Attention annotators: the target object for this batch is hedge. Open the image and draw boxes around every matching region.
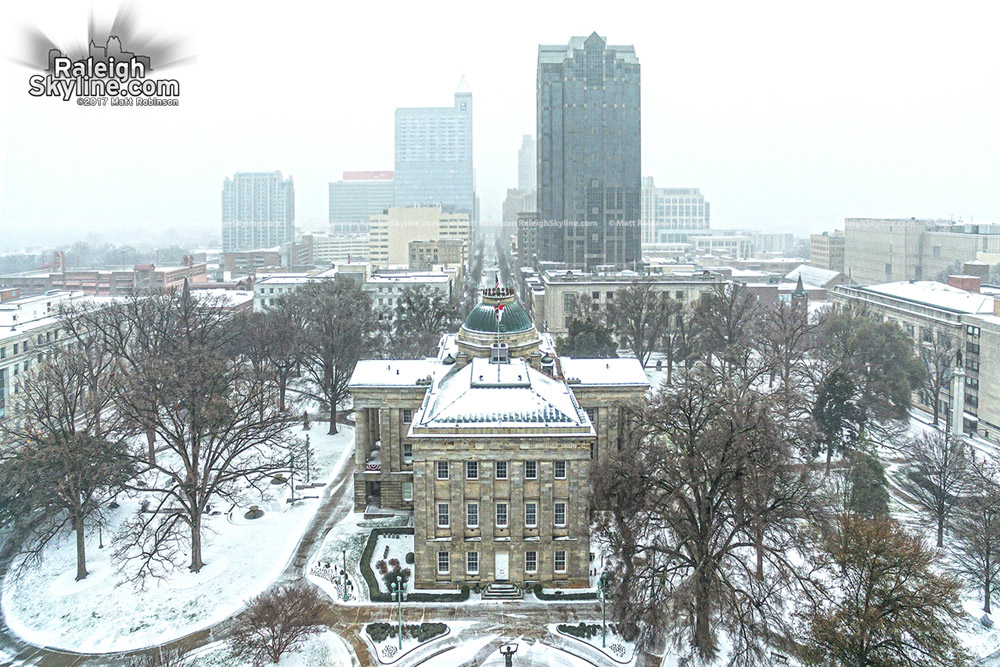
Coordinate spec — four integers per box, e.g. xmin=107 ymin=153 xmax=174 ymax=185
xmin=366 ymin=621 xmax=447 ymax=644
xmin=532 ymin=582 xmax=598 ymax=601
xmin=360 ymin=527 xmax=470 ymax=602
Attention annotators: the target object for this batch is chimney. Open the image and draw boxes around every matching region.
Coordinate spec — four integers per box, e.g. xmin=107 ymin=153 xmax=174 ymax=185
xmin=948 ymin=275 xmax=981 ymax=293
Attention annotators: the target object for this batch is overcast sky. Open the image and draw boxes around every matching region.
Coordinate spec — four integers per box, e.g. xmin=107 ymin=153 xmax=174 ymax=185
xmin=1 ymin=0 xmax=998 ymax=251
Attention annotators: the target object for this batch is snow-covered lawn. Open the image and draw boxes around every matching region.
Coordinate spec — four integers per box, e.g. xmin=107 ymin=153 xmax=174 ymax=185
xmin=370 ymin=533 xmax=415 ymax=595
xmin=185 ymin=630 xmax=353 ymax=666
xmin=310 ymin=511 xmax=410 ymax=603
xmin=1 ymin=423 xmax=353 ymax=653
xmin=551 ymin=622 xmax=636 ymax=664
xmin=363 ymin=621 xmax=451 ymax=664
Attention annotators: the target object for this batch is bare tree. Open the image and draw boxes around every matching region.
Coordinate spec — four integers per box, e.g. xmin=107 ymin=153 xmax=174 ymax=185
xmin=606 ymin=281 xmax=673 ymax=367
xmin=761 ymin=299 xmax=818 ymax=430
xmin=230 ymin=582 xmax=327 ymax=665
xmin=951 ymin=454 xmax=1000 ymax=615
xmin=233 ymin=304 xmax=303 ymax=412
xmin=593 ymin=368 xmax=822 ymax=664
xmin=285 ymin=278 xmax=381 ymax=434
xmin=689 ymin=282 xmax=767 ymax=387
xmin=919 ymin=332 xmax=957 ymax=426
xmin=112 ymin=287 xmax=294 ymax=577
xmin=0 ymin=347 xmax=133 ymax=581
xmin=390 ymin=286 xmax=462 ymax=358
xmin=898 ymin=430 xmax=969 ymax=547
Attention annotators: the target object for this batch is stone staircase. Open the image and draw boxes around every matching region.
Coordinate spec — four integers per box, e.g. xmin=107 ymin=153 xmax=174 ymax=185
xmin=481 ymin=581 xmax=523 ymax=601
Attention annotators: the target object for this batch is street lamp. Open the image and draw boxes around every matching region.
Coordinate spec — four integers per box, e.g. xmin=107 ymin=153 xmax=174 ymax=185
xmin=342 ymin=549 xmax=349 ymax=601
xmin=499 ymin=643 xmax=518 ymax=667
xmin=598 ymin=572 xmax=609 ymax=648
xmin=390 ymin=574 xmax=406 ymax=650
xmin=304 ymin=435 xmax=311 ymax=484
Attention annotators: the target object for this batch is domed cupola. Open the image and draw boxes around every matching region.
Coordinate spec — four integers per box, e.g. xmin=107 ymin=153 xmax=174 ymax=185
xmin=455 ymin=287 xmax=542 ymax=365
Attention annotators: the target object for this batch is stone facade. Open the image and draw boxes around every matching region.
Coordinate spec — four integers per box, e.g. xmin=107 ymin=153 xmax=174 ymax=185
xmin=348 ymin=288 xmax=648 ymax=590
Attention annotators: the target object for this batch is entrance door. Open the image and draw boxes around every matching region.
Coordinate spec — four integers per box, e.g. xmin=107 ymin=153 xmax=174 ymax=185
xmin=495 ymin=552 xmax=509 ymax=580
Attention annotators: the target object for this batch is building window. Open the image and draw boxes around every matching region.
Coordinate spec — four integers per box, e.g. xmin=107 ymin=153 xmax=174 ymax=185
xmin=467 ymin=502 xmax=479 ymax=528
xmin=554 ymin=502 xmax=566 ymax=527
xmin=584 ymin=407 xmax=596 ymax=422
xmin=554 ymin=461 xmax=567 ymax=479
xmin=402 ymin=408 xmax=413 ymax=423
xmin=403 ymin=443 xmax=413 ymax=464
xmin=525 ymin=503 xmax=537 ymax=527
xmin=496 ymin=461 xmax=508 ymax=479
xmin=436 ymin=461 xmax=449 ymax=480
xmin=466 ymin=461 xmax=479 ymax=480
xmin=496 ymin=503 xmax=508 ymax=528
xmin=466 ymin=552 xmax=479 ymax=575
xmin=525 ymin=551 xmax=537 ymax=574
xmin=438 ymin=552 xmax=449 ymax=575
xmin=402 ymin=482 xmax=413 ymax=502
xmin=525 ymin=461 xmax=537 ymax=479
xmin=437 ymin=503 xmax=449 ymax=528
xmin=555 ymin=550 xmax=567 ymax=573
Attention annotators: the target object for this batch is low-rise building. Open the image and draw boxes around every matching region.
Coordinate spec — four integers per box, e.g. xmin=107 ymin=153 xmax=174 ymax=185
xmin=526 ymin=269 xmax=724 ymax=335
xmin=810 ymin=231 xmax=845 ymax=272
xmin=831 ymin=277 xmax=998 ymax=438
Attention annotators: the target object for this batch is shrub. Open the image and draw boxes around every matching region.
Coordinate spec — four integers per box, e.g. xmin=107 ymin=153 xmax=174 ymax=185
xmin=366 ymin=622 xmax=447 ymax=645
xmin=388 ymin=557 xmax=400 ymax=568
xmin=405 ymin=552 xmax=414 ymax=564
xmin=382 ymin=564 xmax=410 ymax=591
xmin=460 ymin=584 xmax=469 ymax=597
xmin=230 ymin=582 xmax=325 ymax=666
xmin=376 ymin=560 xmax=388 ymax=575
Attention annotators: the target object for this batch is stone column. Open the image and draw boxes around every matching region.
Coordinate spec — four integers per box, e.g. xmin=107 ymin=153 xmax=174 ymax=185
xmin=354 ymin=407 xmax=368 ymax=466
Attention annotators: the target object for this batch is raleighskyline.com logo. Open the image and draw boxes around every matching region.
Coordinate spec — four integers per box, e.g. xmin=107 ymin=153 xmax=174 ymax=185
xmin=28 ymin=36 xmax=180 ymax=106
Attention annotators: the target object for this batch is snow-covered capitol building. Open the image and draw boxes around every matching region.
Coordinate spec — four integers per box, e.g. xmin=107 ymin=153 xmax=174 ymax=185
xmin=349 ymin=287 xmax=648 ymax=590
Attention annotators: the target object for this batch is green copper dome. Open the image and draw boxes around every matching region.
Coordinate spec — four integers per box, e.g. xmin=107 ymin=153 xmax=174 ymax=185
xmin=462 ymin=301 xmax=534 ymax=335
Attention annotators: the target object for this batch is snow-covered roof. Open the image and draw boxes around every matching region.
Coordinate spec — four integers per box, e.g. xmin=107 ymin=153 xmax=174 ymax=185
xmin=349 ymin=359 xmax=438 ymax=388
xmin=785 ymin=264 xmax=844 ymax=287
xmin=413 ymin=357 xmax=590 ymax=431
xmin=560 ymin=358 xmax=649 ymax=387
xmin=862 ymin=281 xmax=996 ymax=314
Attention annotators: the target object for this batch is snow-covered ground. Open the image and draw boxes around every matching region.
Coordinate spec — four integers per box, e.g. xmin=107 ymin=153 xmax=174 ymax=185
xmin=1 ymin=423 xmax=354 ymax=653
xmin=550 ymin=622 xmax=636 ymax=664
xmin=310 ymin=511 xmax=410 ymax=603
xmin=362 ymin=621 xmax=456 ymax=664
xmin=370 ymin=533 xmax=415 ymax=595
xmin=185 ymin=630 xmax=353 ymax=666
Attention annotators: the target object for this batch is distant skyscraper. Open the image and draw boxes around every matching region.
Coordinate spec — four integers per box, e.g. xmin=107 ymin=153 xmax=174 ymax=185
xmin=640 ymin=178 xmax=710 ymax=244
xmin=537 ymin=33 xmax=641 ymax=270
xmin=329 ymin=171 xmax=394 ymax=233
xmin=518 ymin=135 xmax=536 ymax=190
xmin=221 ymin=171 xmax=295 ymax=252
xmin=394 ymin=77 xmax=475 ymax=219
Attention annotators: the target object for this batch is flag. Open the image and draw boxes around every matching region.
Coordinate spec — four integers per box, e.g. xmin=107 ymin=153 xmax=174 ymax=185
xmin=495 ymin=275 xmax=500 ymax=288
xmin=495 ymin=303 xmax=504 ymax=322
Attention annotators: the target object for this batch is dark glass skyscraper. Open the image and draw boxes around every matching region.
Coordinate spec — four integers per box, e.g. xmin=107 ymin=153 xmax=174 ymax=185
xmin=536 ymin=33 xmax=641 ymax=270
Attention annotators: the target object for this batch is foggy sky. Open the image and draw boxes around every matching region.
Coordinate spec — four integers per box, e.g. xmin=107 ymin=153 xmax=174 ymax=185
xmin=1 ymin=0 xmax=998 ymax=252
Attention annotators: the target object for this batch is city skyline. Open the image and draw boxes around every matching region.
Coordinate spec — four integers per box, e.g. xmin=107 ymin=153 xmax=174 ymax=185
xmin=1 ymin=0 xmax=998 ymax=252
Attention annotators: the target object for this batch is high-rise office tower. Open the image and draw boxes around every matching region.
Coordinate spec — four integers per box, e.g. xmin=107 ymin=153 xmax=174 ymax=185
xmin=329 ymin=171 xmax=395 ymax=233
xmin=518 ymin=135 xmax=536 ymax=190
xmin=394 ymin=77 xmax=475 ymax=219
xmin=221 ymin=171 xmax=295 ymax=252
xmin=537 ymin=33 xmax=641 ymax=270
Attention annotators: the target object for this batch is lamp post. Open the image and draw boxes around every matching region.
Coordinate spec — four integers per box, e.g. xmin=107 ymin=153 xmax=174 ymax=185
xmin=305 ymin=435 xmax=311 ymax=484
xmin=390 ymin=574 xmax=405 ymax=650
xmin=98 ymin=523 xmax=104 ymax=549
xmin=342 ymin=549 xmax=349 ymax=601
xmin=499 ymin=643 xmax=518 ymax=667
xmin=598 ymin=572 xmax=609 ymax=648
